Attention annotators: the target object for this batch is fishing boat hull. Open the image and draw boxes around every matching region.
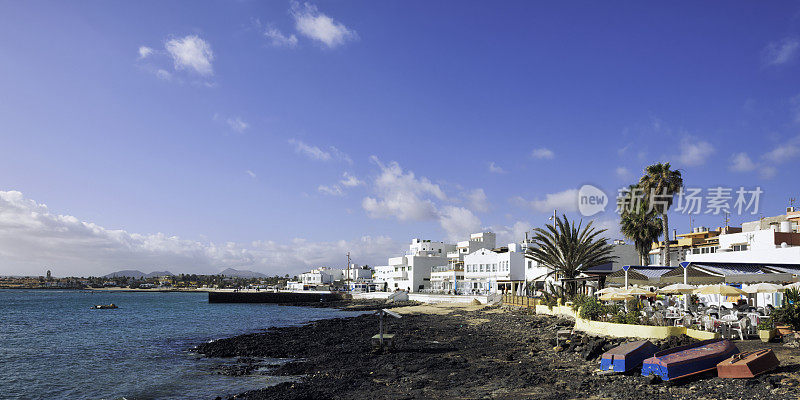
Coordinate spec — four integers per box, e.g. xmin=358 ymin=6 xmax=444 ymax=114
xmin=600 ymin=340 xmax=659 ymax=373
xmin=641 ymin=339 xmax=739 ymax=381
xmin=717 ymin=349 xmax=779 ymax=378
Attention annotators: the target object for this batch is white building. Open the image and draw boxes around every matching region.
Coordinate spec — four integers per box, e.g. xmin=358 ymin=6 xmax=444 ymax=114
xmin=372 ymin=265 xmax=394 ymax=291
xmin=298 ymin=265 xmax=374 ymax=288
xmin=463 ymin=242 xmax=528 ymax=294
xmin=429 ymin=232 xmax=497 ymax=294
xmin=298 ymin=267 xmax=339 ymax=285
xmin=343 ymin=264 xmax=373 ymax=281
xmin=382 ymin=238 xmax=455 ymax=292
xmin=687 ymin=222 xmax=800 ymax=264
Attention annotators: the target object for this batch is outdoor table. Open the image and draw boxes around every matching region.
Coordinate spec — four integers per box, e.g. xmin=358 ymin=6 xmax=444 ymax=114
xmin=719 ymin=314 xmax=739 ymax=338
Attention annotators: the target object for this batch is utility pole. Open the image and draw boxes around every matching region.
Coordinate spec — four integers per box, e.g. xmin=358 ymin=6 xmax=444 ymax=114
xmin=346 ymin=252 xmax=351 ymax=291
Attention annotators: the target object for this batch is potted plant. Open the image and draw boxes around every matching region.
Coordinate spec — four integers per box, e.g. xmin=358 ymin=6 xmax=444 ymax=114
xmin=772 ymin=288 xmax=800 ymax=336
xmin=758 ymin=319 xmax=776 ymax=343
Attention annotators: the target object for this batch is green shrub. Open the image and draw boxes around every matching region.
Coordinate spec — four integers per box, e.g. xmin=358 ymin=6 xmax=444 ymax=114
xmin=579 ymin=296 xmax=605 ymax=321
xmin=757 ymin=318 xmax=774 ymax=331
xmin=773 ymin=288 xmax=800 ymax=330
xmin=570 ymin=294 xmax=590 ymax=312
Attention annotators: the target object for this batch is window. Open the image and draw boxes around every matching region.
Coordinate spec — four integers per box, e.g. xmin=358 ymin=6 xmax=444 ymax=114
xmin=408 ymin=266 xmax=412 ymax=271
xmin=732 ymin=244 xmax=748 ymax=252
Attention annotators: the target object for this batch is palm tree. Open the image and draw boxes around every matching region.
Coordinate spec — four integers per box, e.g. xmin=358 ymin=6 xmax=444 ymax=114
xmin=618 ymin=185 xmax=662 ymax=265
xmin=638 ymin=163 xmax=683 ymax=266
xmin=527 ymin=214 xmax=617 ymax=297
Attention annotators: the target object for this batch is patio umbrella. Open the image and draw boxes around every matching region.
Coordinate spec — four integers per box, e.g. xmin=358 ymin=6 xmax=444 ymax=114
xmin=693 ymin=284 xmax=747 ymax=311
xmin=784 ymin=282 xmax=800 ymax=290
xmin=658 ymin=283 xmax=696 ymax=311
xmin=621 ymin=287 xmax=656 ymax=297
xmin=599 ymin=292 xmax=634 ymax=301
xmin=657 ymin=283 xmax=696 ymax=294
xmin=595 ymin=287 xmax=621 ymax=295
xmin=743 ymin=283 xmax=784 ymax=309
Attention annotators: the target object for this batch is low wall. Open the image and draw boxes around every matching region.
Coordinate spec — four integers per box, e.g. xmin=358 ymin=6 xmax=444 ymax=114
xmin=686 ymin=328 xmax=721 ymax=340
xmin=534 ymin=305 xmax=578 ymax=319
xmin=574 ymin=318 xmax=686 ymax=339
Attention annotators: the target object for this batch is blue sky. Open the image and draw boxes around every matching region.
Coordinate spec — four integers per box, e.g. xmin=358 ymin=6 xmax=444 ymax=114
xmin=1 ymin=1 xmax=800 ymax=276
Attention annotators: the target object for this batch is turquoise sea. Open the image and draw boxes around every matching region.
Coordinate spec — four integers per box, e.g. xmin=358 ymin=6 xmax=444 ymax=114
xmin=0 ymin=290 xmax=363 ymax=400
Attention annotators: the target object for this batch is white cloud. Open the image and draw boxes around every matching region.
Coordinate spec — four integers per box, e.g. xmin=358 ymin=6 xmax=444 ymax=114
xmin=290 ymin=1 xmax=357 ymax=48
xmin=340 ymin=172 xmax=364 ymax=187
xmin=531 ymin=148 xmax=555 ymax=160
xmin=138 ymin=46 xmax=154 ymax=59
xmin=362 ymin=157 xmax=444 ymax=221
xmin=155 ymin=69 xmax=172 ymax=81
xmin=512 ymin=189 xmax=578 ymax=213
xmin=226 ymin=117 xmax=249 ymax=133
xmin=0 ymin=190 xmax=399 ymax=277
xmin=760 ymin=166 xmax=777 ymax=179
xmin=763 ymin=143 xmax=799 ymax=163
xmin=287 ymin=139 xmax=351 ymax=163
xmin=615 ymin=166 xmax=632 ymax=180
xmin=264 ymin=27 xmax=298 ymax=47
xmin=764 ymin=38 xmax=800 ymax=66
xmin=491 ymin=221 xmax=532 ymax=245
xmin=465 ymin=188 xmax=489 ymax=213
xmin=288 ymin=139 xmax=331 ymax=161
xmin=439 ymin=206 xmax=481 ymax=242
xmin=165 ymin=35 xmax=214 ymax=76
xmin=317 ymin=184 xmax=343 ymax=196
xmin=245 ymin=170 xmax=257 ymax=178
xmin=488 ymin=162 xmax=506 ymax=174
xmin=591 ymin=216 xmax=623 ymax=242
xmin=677 ymin=138 xmax=714 ymax=166
xmin=730 ymin=152 xmax=756 ymax=172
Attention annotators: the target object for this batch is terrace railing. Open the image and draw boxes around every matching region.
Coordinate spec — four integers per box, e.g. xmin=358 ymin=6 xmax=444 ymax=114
xmin=501 ymin=293 xmax=538 ymax=308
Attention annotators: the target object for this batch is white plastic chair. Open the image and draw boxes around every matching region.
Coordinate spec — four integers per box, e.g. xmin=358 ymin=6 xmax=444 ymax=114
xmin=730 ymin=318 xmax=749 ymax=340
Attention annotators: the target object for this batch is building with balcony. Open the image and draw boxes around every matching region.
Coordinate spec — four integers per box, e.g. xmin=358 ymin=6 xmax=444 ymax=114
xmin=463 ymin=242 xmax=528 ymax=295
xmin=429 ymin=264 xmax=464 ymax=293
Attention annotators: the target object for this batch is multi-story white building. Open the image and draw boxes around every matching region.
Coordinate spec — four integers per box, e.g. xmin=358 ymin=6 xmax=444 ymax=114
xmin=463 ymin=242 xmax=528 ymax=294
xmin=429 ymin=232 xmax=497 ymax=294
xmin=380 ymin=238 xmax=455 ymax=292
xmin=372 ymin=265 xmax=395 ymax=291
xmin=687 ymin=221 xmax=800 ymax=264
xmin=298 ymin=267 xmax=339 ymax=285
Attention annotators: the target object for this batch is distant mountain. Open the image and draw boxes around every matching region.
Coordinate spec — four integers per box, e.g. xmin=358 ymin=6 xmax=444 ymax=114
xmin=219 ymin=268 xmax=266 ymax=278
xmin=103 ymin=270 xmax=173 ymax=278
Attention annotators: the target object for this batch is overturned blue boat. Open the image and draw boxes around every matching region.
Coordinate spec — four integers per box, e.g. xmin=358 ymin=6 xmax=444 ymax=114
xmin=641 ymin=339 xmax=739 ymax=381
xmin=600 ymin=340 xmax=659 ymax=373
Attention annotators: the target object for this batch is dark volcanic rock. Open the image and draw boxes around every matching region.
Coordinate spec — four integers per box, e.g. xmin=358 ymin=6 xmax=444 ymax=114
xmin=195 ymin=304 xmax=800 ymax=400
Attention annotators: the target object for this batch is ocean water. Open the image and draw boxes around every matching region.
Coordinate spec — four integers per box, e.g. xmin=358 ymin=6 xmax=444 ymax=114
xmin=0 ymin=290 xmax=364 ymax=400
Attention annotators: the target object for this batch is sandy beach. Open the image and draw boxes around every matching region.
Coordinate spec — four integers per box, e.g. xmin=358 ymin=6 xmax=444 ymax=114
xmin=196 ymin=301 xmax=800 ymax=400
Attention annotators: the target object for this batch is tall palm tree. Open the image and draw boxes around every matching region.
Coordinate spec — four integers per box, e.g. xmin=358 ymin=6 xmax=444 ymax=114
xmin=527 ymin=215 xmax=617 ymax=297
xmin=638 ymin=163 xmax=683 ymax=266
xmin=618 ymin=185 xmax=662 ymax=265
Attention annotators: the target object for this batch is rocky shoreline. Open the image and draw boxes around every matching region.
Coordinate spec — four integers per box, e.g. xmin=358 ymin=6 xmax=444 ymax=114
xmin=196 ymin=303 xmax=800 ymax=400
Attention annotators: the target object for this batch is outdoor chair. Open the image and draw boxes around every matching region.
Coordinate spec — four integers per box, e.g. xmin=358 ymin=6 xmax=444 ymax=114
xmin=730 ymin=318 xmax=750 ymax=340
xmin=652 ymin=311 xmax=665 ymax=326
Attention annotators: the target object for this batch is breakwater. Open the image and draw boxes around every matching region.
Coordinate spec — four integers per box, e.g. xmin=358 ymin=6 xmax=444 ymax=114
xmin=208 ymin=291 xmax=346 ymax=303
